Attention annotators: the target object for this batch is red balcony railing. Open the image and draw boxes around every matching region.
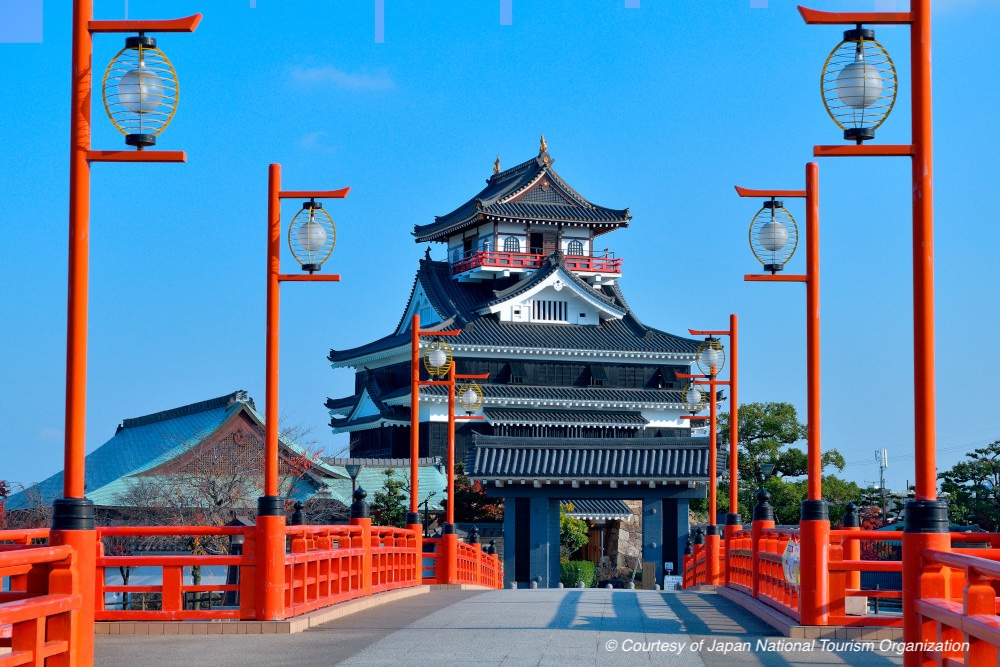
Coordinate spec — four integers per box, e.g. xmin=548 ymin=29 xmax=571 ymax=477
xmin=451 ymin=250 xmax=622 ymax=276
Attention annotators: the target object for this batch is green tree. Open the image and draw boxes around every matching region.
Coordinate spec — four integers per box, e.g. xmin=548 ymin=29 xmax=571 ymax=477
xmin=559 ymin=503 xmax=589 ymax=561
xmin=939 ymin=441 xmax=1000 ymax=530
xmin=822 ymin=474 xmax=864 ymax=526
xmin=370 ymin=467 xmax=408 ymax=527
xmin=717 ymin=402 xmax=847 ymax=524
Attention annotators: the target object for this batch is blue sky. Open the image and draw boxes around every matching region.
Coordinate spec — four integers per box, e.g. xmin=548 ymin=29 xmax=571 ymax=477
xmin=1 ymin=0 xmax=997 ymax=496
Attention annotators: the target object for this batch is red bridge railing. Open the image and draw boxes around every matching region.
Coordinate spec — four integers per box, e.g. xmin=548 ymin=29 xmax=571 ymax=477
xmin=0 ymin=541 xmax=81 ymax=666
xmin=917 ymin=549 xmax=1000 ymax=665
xmin=1 ymin=517 xmax=502 ymax=659
xmin=96 ymin=525 xmax=248 ymax=622
xmin=677 ymin=497 xmax=1000 ymax=666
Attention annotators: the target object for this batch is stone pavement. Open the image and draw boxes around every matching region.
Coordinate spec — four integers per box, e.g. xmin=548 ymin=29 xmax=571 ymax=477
xmin=95 ymin=589 xmax=906 ymax=666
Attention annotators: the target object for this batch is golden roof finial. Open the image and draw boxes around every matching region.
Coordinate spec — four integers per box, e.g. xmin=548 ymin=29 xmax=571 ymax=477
xmin=493 ymin=154 xmax=501 ymax=174
xmin=539 ymin=134 xmax=548 ymax=154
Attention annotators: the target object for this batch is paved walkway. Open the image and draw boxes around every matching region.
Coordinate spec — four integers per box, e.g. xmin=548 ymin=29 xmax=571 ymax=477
xmin=95 ymin=589 xmax=906 ymax=666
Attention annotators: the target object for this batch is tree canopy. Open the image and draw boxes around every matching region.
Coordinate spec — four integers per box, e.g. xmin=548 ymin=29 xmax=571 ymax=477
xmin=939 ymin=440 xmax=1000 ymax=531
xmin=707 ymin=402 xmax=854 ymax=525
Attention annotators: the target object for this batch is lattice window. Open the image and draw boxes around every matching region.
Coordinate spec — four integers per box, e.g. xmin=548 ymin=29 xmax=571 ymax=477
xmin=532 ymin=300 xmax=568 ymax=322
xmin=522 ymin=184 xmax=567 ymax=204
xmin=566 ymin=240 xmax=584 ymax=256
xmin=503 ymin=236 xmax=520 ymax=252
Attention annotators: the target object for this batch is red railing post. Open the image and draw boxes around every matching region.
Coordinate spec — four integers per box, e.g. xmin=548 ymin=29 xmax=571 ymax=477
xmin=828 ymin=540 xmax=846 ymax=620
xmin=798 ymin=518 xmax=829 ymax=626
xmin=47 ymin=550 xmax=78 ymax=667
xmin=692 ymin=528 xmax=705 ymax=585
xmin=841 ymin=503 xmax=861 ymax=593
xmin=751 ymin=490 xmax=775 ymax=599
xmin=916 ymin=538 xmax=951 ymax=652
xmin=239 ymin=529 xmax=257 ymax=620
xmin=963 ymin=573 xmax=995 ymax=665
xmin=682 ymin=539 xmax=693 ymax=588
xmin=349 ymin=493 xmax=373 ymax=598
xmin=438 ymin=532 xmax=458 ymax=585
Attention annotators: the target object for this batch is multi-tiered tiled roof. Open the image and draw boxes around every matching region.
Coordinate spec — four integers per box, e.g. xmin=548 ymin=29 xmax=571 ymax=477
xmin=413 ymin=145 xmax=631 ymax=244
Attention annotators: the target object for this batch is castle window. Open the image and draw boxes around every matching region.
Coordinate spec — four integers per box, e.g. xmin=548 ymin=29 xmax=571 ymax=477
xmin=532 ymin=300 xmax=568 ymax=322
xmin=567 ymin=240 xmax=584 ymax=256
xmin=503 ymin=236 xmax=521 ymax=252
xmin=589 ymin=364 xmax=607 ymax=387
xmin=509 ymin=361 xmax=527 ymax=384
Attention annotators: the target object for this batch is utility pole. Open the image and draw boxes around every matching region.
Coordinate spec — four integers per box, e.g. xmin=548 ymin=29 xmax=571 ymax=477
xmin=876 ymin=448 xmax=888 ymax=522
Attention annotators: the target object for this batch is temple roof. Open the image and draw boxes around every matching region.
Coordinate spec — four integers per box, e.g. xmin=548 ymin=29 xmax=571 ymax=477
xmin=465 ymin=435 xmax=717 ymax=483
xmin=413 ymin=148 xmax=630 ymax=243
xmin=328 ymin=256 xmax=699 ymax=366
xmin=8 ymin=391 xmax=342 ymax=509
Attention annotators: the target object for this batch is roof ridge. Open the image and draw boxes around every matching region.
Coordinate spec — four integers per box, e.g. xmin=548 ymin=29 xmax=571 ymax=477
xmin=118 ymin=390 xmax=252 ymax=432
xmin=488 ymin=154 xmax=541 ymax=183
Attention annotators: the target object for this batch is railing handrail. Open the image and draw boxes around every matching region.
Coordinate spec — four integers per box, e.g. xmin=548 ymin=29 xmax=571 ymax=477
xmin=925 ymin=548 xmax=1000 ymax=579
xmin=0 ymin=544 xmax=73 ymax=569
xmin=98 ymin=525 xmax=244 ymax=537
xmin=285 ymin=524 xmax=360 ymax=536
xmin=0 ymin=528 xmax=50 ymax=543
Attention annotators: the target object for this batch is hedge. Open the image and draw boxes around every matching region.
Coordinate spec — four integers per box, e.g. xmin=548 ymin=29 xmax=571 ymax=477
xmin=560 ymin=560 xmax=596 ymax=588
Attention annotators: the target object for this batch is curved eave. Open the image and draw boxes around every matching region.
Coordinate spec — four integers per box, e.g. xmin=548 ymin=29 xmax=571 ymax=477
xmin=329 ymin=415 xmax=409 ymax=434
xmin=482 ymin=212 xmax=629 ymax=227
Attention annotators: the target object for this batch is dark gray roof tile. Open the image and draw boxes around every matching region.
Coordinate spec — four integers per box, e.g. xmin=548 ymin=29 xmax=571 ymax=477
xmin=466 ymin=435 xmax=715 ymax=480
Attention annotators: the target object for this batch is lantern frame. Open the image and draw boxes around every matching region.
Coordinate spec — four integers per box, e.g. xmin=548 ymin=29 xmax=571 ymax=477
xmin=749 ymin=199 xmax=799 ymax=274
xmin=696 ymin=337 xmax=726 ymax=376
xmin=682 ymin=382 xmax=707 ymax=414
xmin=457 ymin=382 xmax=484 ymax=414
xmin=423 ymin=339 xmax=453 ymax=378
xmin=820 ymin=27 xmax=898 ymax=143
xmin=102 ymin=34 xmax=180 ymax=148
xmin=287 ymin=199 xmax=336 ymax=273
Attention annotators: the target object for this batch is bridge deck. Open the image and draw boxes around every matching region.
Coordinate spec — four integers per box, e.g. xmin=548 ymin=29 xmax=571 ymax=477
xmin=95 ymin=589 xmax=905 ymax=666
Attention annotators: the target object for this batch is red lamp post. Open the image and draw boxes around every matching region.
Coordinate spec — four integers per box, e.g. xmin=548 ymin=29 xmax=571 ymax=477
xmin=678 ymin=325 xmax=736 ymax=587
xmin=798 ymin=2 xmax=945 ymax=653
xmin=408 ymin=315 xmax=487 ymax=583
xmin=259 ymin=164 xmax=349 ymax=620
xmin=738 ymin=161 xmax=827 ymax=626
xmin=60 ymin=4 xmax=199 ymax=662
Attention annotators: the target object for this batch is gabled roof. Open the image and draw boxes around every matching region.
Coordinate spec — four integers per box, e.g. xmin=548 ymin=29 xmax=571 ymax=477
xmin=327 ymin=370 xmax=410 ymax=433
xmin=9 ymin=390 xmax=344 ymax=510
xmin=328 ymin=256 xmax=699 ymax=367
xmin=465 ymin=435 xmax=715 ymax=482
xmin=413 ymin=149 xmax=630 ymax=243
xmin=8 ymin=391 xmax=251 ymax=509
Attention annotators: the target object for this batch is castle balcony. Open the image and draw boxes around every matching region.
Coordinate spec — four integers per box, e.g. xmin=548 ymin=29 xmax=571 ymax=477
xmin=451 ymin=249 xmax=622 ymax=282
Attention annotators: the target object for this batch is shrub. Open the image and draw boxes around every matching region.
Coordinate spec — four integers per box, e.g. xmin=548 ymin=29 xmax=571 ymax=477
xmin=560 ymin=560 xmax=596 ymax=588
